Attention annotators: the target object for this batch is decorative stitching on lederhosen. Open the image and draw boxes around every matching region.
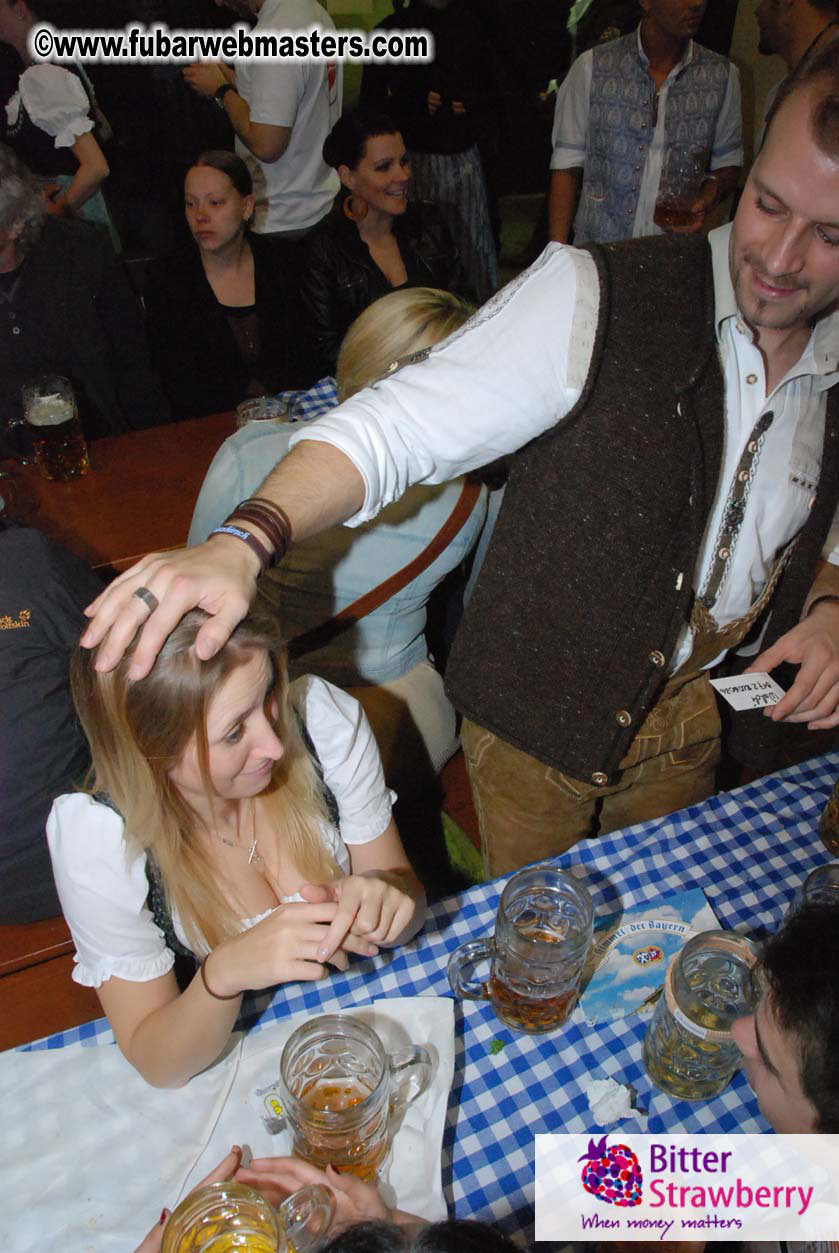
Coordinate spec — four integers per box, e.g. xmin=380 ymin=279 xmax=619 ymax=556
xmin=660 ymin=534 xmax=800 ymax=701
xmin=92 ymin=715 xmax=340 ymax=990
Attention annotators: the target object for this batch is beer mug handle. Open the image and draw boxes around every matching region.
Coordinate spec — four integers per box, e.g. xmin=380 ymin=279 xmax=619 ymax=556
xmin=276 ymin=1182 xmax=335 ymax=1252
xmin=447 ymin=938 xmax=495 ymax=1001
xmin=3 ymin=415 xmax=33 ymax=464
xmin=387 ymin=1045 xmax=433 ymax=1111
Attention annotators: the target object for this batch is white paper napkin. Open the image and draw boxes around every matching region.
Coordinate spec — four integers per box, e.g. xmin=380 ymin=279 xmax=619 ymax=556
xmin=3 ymin=996 xmax=454 ymax=1252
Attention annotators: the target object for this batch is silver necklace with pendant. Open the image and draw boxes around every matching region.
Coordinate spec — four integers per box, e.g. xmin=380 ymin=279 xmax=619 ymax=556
xmin=213 ymin=801 xmax=262 ymax=868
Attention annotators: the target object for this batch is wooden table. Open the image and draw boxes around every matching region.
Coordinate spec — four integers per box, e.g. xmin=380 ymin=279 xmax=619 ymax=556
xmin=3 ymin=410 xmax=236 ymax=574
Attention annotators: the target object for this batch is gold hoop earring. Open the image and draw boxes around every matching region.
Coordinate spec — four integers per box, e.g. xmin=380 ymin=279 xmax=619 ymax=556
xmin=343 ymin=194 xmax=368 ymax=223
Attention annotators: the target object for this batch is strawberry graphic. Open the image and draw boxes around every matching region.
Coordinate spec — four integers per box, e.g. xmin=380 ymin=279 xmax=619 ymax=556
xmin=579 ymin=1135 xmax=643 ymax=1207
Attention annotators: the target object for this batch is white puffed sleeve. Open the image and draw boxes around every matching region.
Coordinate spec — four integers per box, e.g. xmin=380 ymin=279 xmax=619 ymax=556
xmin=292 ymin=675 xmax=395 ymax=846
xmin=46 ymin=793 xmax=175 ymax=987
xmin=16 ymin=65 xmax=94 ymax=147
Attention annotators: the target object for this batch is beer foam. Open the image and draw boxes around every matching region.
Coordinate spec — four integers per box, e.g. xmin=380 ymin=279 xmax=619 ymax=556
xmin=27 ymin=394 xmax=74 ymax=426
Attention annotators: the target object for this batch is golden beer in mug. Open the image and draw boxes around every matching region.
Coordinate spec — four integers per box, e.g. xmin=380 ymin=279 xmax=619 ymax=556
xmin=278 ymin=1015 xmax=433 ymax=1182
xmin=448 ymin=864 xmax=594 ymax=1034
xmin=23 ymin=377 xmax=89 ymax=481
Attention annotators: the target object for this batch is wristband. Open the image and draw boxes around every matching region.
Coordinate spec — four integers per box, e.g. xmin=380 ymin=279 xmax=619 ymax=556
xmin=807 ymin=594 xmax=839 ymax=617
xmin=209 ymin=523 xmax=271 ymax=571
xmin=214 ymin=82 xmax=236 ymax=110
xmin=200 ymin=955 xmax=239 ymax=1000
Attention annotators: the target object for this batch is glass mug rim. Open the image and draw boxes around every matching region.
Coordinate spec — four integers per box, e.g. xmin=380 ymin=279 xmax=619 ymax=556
xmin=496 ymin=862 xmax=594 ymax=945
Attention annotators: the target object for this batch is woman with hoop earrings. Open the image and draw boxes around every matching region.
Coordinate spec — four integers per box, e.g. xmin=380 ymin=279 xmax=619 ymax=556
xmin=299 ymin=109 xmax=464 ymax=380
xmin=144 ymin=150 xmax=311 ymax=420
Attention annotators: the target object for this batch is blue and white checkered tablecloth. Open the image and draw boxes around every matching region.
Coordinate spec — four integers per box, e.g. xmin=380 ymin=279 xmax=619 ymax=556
xmin=22 ymin=752 xmax=839 ymax=1246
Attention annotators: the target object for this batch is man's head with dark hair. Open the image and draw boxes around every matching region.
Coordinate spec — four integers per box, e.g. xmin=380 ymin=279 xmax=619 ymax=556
xmin=732 ymin=902 xmax=839 ymax=1132
xmin=757 ymin=0 xmax=839 ymax=65
xmin=729 ymin=42 xmax=839 ymax=350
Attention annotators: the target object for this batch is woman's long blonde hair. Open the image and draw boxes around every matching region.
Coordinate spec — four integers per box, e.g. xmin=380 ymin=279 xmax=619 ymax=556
xmin=336 ymin=286 xmax=473 ymax=402
xmin=71 ymin=607 xmax=336 ymax=951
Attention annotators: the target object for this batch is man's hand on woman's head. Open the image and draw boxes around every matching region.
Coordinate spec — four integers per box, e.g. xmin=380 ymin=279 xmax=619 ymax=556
xmin=81 ymin=535 xmax=260 ymax=679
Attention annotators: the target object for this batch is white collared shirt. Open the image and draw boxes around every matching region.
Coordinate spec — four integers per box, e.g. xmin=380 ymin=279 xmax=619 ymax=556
xmin=291 ymin=227 xmax=839 ymax=670
xmin=234 ymin=0 xmax=341 ymax=233
xmin=550 ymin=28 xmax=743 ymax=239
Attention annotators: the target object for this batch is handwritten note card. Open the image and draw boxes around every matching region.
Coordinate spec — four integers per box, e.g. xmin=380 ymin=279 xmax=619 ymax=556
xmin=710 ymin=672 xmax=785 ymax=711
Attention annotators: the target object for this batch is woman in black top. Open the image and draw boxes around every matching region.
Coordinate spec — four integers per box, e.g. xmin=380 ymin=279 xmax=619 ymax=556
xmin=144 ymin=150 xmax=306 ymax=420
xmin=299 ymin=109 xmax=462 ymax=379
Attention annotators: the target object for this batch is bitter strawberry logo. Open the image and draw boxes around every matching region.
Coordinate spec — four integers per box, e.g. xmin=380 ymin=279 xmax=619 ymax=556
xmin=579 ymin=1136 xmax=643 ymax=1207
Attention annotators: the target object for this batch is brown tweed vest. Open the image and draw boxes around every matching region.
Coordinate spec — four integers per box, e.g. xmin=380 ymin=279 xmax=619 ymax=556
xmin=446 ymin=235 xmax=839 ymax=782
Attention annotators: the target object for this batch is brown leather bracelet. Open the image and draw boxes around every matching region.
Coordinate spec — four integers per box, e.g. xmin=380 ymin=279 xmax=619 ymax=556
xmin=200 ymin=955 xmax=239 ymax=1001
xmin=228 ymin=498 xmax=292 ymax=567
xmin=807 ymin=594 xmax=839 ymax=617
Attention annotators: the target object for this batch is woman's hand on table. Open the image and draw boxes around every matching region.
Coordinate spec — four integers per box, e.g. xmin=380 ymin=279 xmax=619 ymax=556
xmin=81 ymin=534 xmax=260 ymax=679
xmin=134 ymin=1146 xmax=244 ymax=1252
xmin=300 ymin=872 xmax=423 ymax=964
xmin=206 ymin=899 xmax=382 ymax=995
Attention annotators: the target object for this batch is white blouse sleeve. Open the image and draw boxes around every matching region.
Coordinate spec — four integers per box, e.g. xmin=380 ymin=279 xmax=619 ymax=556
xmin=46 ymin=793 xmax=175 ymax=988
xmin=292 ymin=675 xmax=395 ymax=845
xmin=18 ymin=64 xmax=94 ymax=147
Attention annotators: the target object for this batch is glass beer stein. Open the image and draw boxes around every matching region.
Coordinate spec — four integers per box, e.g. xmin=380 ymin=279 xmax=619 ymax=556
xmin=161 ymin=1179 xmax=334 ymax=1253
xmin=447 ymin=864 xmax=594 ymax=1034
xmin=278 ymin=1015 xmax=433 ymax=1182
xmin=642 ymin=930 xmax=758 ymax=1101
xmin=21 ymin=375 xmax=90 ymax=481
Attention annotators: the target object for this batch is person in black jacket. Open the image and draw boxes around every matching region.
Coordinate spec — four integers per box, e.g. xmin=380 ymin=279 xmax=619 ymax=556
xmin=299 ymin=109 xmax=462 ymax=380
xmin=0 ymin=143 xmax=169 ymax=446
xmin=0 ymin=517 xmax=102 ymax=923
xmin=360 ymin=1 xmax=498 ymax=303
xmin=144 ymin=149 xmax=309 ymax=419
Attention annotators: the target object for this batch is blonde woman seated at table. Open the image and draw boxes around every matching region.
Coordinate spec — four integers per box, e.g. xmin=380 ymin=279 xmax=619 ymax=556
xmin=47 ymin=607 xmax=425 ymax=1088
xmin=188 ymin=288 xmax=487 ymax=794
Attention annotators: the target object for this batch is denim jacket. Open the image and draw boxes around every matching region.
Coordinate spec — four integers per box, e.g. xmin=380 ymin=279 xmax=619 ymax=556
xmin=189 ymin=389 xmax=487 ymax=685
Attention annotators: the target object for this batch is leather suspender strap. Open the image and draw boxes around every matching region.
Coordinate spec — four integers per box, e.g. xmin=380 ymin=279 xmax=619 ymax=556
xmin=288 ymin=477 xmax=482 ymax=661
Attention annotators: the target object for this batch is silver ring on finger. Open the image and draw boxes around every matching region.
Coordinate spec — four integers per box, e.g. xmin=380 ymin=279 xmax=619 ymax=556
xmin=133 ymin=586 xmax=159 ymax=616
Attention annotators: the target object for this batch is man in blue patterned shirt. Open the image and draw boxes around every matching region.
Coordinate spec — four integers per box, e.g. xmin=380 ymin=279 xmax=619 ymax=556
xmin=549 ymin=0 xmax=742 ymax=244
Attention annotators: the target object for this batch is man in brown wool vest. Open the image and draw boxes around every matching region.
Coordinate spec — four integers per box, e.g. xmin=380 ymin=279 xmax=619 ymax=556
xmin=83 ymin=44 xmax=839 ymax=878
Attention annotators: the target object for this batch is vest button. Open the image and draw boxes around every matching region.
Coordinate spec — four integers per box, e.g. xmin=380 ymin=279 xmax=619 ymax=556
xmin=649 ymin=650 xmax=666 ymax=667
xmin=746 ymin=373 xmax=758 ymax=384
xmin=718 ymin=546 xmax=730 ymax=559
xmin=738 ymin=469 xmax=749 ymax=483
xmin=591 ymin=771 xmax=609 ymax=786
xmin=616 ymin=709 xmax=632 ymax=727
